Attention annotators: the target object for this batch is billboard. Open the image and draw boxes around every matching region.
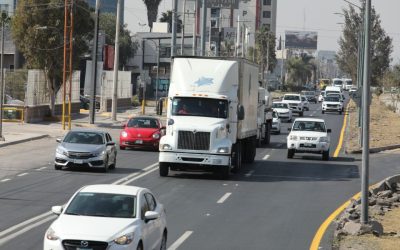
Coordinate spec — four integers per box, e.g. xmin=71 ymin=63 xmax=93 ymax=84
xmin=206 ymin=0 xmax=239 ymax=9
xmin=285 ymin=31 xmax=318 ymax=50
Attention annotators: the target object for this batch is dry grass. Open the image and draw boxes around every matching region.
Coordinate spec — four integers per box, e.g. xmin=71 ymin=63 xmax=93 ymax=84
xmin=345 ymin=95 xmax=400 ymax=152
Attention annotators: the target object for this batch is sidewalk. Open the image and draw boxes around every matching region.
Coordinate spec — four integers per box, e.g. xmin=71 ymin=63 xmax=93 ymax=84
xmin=0 ymin=105 xmax=164 ymax=148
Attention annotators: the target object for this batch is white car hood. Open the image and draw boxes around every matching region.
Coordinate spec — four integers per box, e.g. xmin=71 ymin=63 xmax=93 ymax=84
xmin=51 ymin=215 xmax=138 ymax=241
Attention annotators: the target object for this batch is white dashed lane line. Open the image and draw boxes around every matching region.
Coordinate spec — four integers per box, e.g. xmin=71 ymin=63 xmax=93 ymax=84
xmin=1 ymin=179 xmax=11 ymax=182
xmin=168 ymin=231 xmax=194 ymax=250
xmin=17 ymin=173 xmax=28 ymax=177
xmin=263 ymin=154 xmax=270 ymax=160
xmin=35 ymin=167 xmax=47 ymax=171
xmin=217 ymin=192 xmax=232 ymax=204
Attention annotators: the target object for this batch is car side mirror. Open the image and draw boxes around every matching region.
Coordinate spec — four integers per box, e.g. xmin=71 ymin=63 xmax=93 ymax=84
xmin=51 ymin=205 xmax=63 ymax=215
xmin=238 ymin=105 xmax=245 ymax=120
xmin=56 ymin=138 xmax=62 ymax=143
xmin=327 ymin=129 xmax=332 ymax=133
xmin=144 ymin=211 xmax=160 ymax=222
xmin=107 ymin=142 xmax=116 ymax=146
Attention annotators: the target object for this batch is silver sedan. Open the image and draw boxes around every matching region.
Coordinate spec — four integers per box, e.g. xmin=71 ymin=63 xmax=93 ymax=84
xmin=54 ymin=129 xmax=117 ymax=172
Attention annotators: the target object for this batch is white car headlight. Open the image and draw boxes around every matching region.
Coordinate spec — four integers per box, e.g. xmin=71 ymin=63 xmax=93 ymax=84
xmin=121 ymin=131 xmax=128 ymax=138
xmin=46 ymin=227 xmax=59 ymax=241
xmin=217 ymin=147 xmax=229 ymax=153
xmin=152 ymin=133 xmax=161 ymax=139
xmin=160 ymin=144 xmax=172 ymax=150
xmin=95 ymin=150 xmax=106 ymax=156
xmin=114 ymin=233 xmax=134 ymax=245
xmin=289 ymin=135 xmax=298 ymax=140
xmin=56 ymin=147 xmax=64 ymax=155
xmin=319 ymin=136 xmax=329 ymax=142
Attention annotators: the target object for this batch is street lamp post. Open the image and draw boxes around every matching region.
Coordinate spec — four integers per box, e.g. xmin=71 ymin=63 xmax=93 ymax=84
xmin=145 ymin=39 xmax=160 ymax=101
xmin=0 ymin=11 xmax=10 ymax=141
xmin=111 ymin=0 xmax=121 ymax=121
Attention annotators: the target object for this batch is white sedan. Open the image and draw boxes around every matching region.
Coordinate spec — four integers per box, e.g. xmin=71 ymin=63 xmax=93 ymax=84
xmin=271 ymin=111 xmax=281 ymax=134
xmin=287 ymin=118 xmax=331 ymax=160
xmin=272 ymin=102 xmax=292 ymax=122
xmin=44 ymin=184 xmax=167 ymax=250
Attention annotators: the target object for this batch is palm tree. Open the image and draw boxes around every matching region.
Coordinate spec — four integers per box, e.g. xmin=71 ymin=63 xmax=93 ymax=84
xmin=286 ymin=53 xmax=315 ymax=88
xmin=143 ymin=0 xmax=162 ymax=32
xmin=159 ymin=10 xmax=182 ymax=33
xmin=255 ymin=25 xmax=276 ymax=81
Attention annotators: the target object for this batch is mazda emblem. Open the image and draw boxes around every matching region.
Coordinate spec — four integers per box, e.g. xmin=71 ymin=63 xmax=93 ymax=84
xmin=81 ymin=241 xmax=89 ymax=247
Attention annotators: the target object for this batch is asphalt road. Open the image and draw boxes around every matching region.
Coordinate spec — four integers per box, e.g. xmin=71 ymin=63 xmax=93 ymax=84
xmin=0 ymin=100 xmax=400 ymax=250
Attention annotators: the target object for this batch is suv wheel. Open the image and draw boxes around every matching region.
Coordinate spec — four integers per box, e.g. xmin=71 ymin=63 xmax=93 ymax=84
xmin=287 ymin=149 xmax=295 ymax=159
xmin=322 ymin=150 xmax=330 ymax=161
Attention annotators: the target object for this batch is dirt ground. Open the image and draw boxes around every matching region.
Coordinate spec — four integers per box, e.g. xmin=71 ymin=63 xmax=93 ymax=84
xmin=336 ymin=95 xmax=400 ymax=249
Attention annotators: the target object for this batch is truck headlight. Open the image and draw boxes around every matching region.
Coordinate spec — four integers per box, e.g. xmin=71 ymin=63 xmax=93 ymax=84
xmin=319 ymin=137 xmax=329 ymax=142
xmin=160 ymin=144 xmax=172 ymax=150
xmin=289 ymin=135 xmax=298 ymax=140
xmin=217 ymin=147 xmax=229 ymax=153
xmin=121 ymin=131 xmax=128 ymax=138
xmin=46 ymin=227 xmax=59 ymax=241
xmin=114 ymin=233 xmax=134 ymax=245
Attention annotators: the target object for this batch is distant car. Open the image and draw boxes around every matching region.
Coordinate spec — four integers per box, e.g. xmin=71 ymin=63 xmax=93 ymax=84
xmin=80 ymin=95 xmax=100 ymax=110
xmin=318 ymin=91 xmax=325 ymax=102
xmin=120 ymin=116 xmax=165 ymax=151
xmin=301 ymin=91 xmax=317 ymax=103
xmin=301 ymin=95 xmax=310 ymax=111
xmin=55 ymin=129 xmax=117 ymax=172
xmin=271 ymin=111 xmax=281 ymax=134
xmin=5 ymin=94 xmax=24 ymax=105
xmin=272 ymin=101 xmax=292 ymax=122
xmin=349 ymin=86 xmax=357 ymax=94
xmin=43 ymin=184 xmax=167 ymax=250
xmin=281 ymin=93 xmax=304 ymax=116
xmin=322 ymin=95 xmax=343 ymax=114
xmin=287 ymin=118 xmax=331 ymax=161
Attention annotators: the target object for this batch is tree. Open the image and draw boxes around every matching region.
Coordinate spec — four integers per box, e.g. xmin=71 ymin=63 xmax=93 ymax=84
xmin=159 ymin=10 xmax=182 ymax=33
xmin=380 ymin=64 xmax=400 ymax=108
xmin=143 ymin=0 xmax=162 ymax=32
xmin=255 ymin=25 xmax=276 ymax=81
xmin=99 ymin=13 xmax=138 ymax=69
xmin=286 ymin=53 xmax=315 ymax=88
xmin=336 ymin=2 xmax=392 ymax=86
xmin=12 ymin=0 xmax=93 ymax=116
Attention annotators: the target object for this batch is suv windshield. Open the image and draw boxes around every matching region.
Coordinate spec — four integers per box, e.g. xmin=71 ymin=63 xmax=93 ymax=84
xmin=171 ymin=97 xmax=228 ymax=118
xmin=65 ymin=192 xmax=137 ymax=218
xmin=283 ymin=95 xmax=300 ymax=101
xmin=325 ymin=96 xmax=340 ymax=102
xmin=292 ymin=121 xmax=326 ymax=132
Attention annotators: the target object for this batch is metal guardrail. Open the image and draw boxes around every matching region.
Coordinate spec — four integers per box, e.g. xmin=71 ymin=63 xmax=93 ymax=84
xmin=1 ymin=107 xmax=24 ymax=123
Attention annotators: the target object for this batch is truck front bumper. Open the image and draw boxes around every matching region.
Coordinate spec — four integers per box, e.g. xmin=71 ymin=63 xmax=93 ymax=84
xmin=159 ymin=151 xmax=230 ymax=166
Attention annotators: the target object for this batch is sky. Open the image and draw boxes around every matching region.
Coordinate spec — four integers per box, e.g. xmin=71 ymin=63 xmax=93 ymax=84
xmin=124 ymin=0 xmax=400 ymax=63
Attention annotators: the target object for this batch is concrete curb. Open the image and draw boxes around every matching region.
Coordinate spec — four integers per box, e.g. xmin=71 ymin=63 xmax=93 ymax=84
xmin=0 ymin=134 xmax=49 ymax=148
xmin=346 ymin=144 xmax=400 ymax=154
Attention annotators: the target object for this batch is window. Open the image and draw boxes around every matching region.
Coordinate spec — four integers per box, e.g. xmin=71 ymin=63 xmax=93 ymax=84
xmin=263 ymin=11 xmax=271 ymax=18
xmin=144 ymin=193 xmax=157 ymax=211
xmin=140 ymin=195 xmax=150 ymax=220
xmin=263 ymin=0 xmax=271 ymax=5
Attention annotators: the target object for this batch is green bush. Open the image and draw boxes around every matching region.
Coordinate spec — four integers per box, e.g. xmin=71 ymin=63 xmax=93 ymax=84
xmin=131 ymin=95 xmax=141 ymax=106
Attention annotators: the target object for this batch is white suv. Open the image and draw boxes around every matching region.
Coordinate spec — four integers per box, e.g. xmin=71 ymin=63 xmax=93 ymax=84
xmin=281 ymin=94 xmax=304 ymax=116
xmin=287 ymin=118 xmax=331 ymax=160
xmin=322 ymin=95 xmax=343 ymax=114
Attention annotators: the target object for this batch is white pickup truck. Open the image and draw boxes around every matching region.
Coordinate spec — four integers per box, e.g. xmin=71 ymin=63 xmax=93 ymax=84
xmin=281 ymin=93 xmax=304 ymax=116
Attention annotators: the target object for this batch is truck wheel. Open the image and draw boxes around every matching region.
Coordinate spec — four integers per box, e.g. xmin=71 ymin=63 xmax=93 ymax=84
xmin=159 ymin=163 xmax=169 ymax=177
xmin=287 ymin=149 xmax=295 ymax=159
xmin=231 ymin=142 xmax=242 ymax=173
xmin=243 ymin=137 xmax=256 ymax=163
xmin=263 ymin=123 xmax=271 ymax=145
xmin=322 ymin=150 xmax=330 ymax=161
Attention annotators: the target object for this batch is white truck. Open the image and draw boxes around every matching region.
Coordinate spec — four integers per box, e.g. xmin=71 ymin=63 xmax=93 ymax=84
xmin=257 ymin=87 xmax=273 ymax=146
xmin=158 ymin=57 xmax=265 ymax=179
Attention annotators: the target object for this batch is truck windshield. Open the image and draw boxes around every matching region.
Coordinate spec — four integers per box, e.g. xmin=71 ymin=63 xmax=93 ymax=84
xmin=171 ymin=97 xmax=228 ymax=118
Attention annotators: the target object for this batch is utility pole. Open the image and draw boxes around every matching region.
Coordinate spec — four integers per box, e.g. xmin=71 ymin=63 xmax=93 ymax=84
xmin=192 ymin=1 xmax=197 ymax=56
xmin=89 ymin=0 xmax=100 ymax=124
xmin=171 ymin=0 xmax=178 ymax=57
xmin=181 ymin=0 xmax=186 ymax=55
xmin=361 ymin=0 xmax=371 ymax=225
xmin=0 ymin=13 xmax=5 ymax=141
xmin=111 ymin=0 xmax=121 ymax=121
xmin=200 ymin=0 xmax=207 ymax=56
xmin=235 ymin=15 xmax=240 ymax=57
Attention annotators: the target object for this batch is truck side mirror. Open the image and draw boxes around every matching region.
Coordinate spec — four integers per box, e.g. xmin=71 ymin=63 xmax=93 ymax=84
xmin=238 ymin=105 xmax=245 ymax=120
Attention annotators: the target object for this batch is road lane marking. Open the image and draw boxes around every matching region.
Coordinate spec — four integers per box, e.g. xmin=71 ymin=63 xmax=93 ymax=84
xmin=168 ymin=231 xmax=193 ymax=250
xmin=1 ymin=179 xmax=11 ymax=182
xmin=17 ymin=173 xmax=28 ymax=177
xmin=263 ymin=154 xmax=270 ymax=160
xmin=0 ymin=162 xmax=159 ymax=246
xmin=333 ymin=106 xmax=349 ymax=157
xmin=36 ymin=167 xmax=47 ymax=171
xmin=217 ymin=192 xmax=232 ymax=204
xmin=245 ymin=170 xmax=254 ymax=177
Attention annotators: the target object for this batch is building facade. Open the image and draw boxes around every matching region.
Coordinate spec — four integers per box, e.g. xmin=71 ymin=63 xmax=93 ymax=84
xmin=86 ymin=0 xmax=124 ymax=23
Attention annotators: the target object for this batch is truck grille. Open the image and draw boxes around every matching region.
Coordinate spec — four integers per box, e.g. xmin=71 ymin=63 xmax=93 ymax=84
xmin=62 ymin=240 xmax=108 ymax=250
xmin=178 ymin=131 xmax=210 ymax=150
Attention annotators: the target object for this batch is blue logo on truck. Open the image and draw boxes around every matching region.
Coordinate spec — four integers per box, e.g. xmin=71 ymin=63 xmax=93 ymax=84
xmin=193 ymin=77 xmax=214 ymax=86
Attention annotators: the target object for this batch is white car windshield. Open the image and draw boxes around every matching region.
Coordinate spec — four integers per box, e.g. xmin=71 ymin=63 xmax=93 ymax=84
xmin=283 ymin=95 xmax=300 ymax=101
xmin=65 ymin=192 xmax=137 ymax=218
xmin=273 ymin=103 xmax=288 ymax=109
xmin=63 ymin=132 xmax=104 ymax=145
xmin=292 ymin=121 xmax=326 ymax=132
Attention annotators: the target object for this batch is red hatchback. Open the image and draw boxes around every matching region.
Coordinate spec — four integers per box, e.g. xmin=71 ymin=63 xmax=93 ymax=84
xmin=119 ymin=116 xmax=165 ymax=151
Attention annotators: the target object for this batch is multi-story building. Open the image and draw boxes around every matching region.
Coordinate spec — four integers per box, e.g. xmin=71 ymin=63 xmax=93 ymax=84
xmin=86 ymin=0 xmax=124 ymax=23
